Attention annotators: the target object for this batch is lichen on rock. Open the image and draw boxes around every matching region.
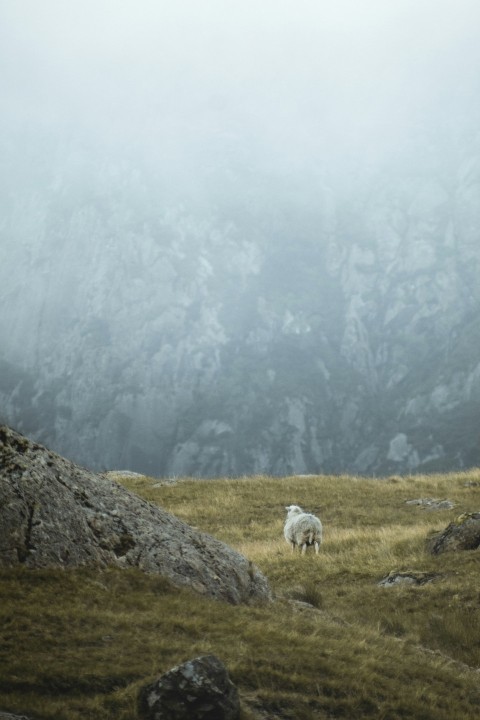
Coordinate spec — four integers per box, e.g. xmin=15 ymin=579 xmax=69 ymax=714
xmin=378 ymin=570 xmax=437 ymax=587
xmin=429 ymin=512 xmax=480 ymax=555
xmin=0 ymin=425 xmax=271 ymax=605
xmin=138 ymin=655 xmax=240 ymax=720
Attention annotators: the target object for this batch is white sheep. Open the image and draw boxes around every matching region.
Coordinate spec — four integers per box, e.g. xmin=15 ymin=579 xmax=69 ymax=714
xmin=284 ymin=505 xmax=322 ymax=555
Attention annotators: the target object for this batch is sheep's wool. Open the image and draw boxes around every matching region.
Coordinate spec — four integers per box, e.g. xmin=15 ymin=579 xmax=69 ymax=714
xmin=284 ymin=505 xmax=323 ymax=555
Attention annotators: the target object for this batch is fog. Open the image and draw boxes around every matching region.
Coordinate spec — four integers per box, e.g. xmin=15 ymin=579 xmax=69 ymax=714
xmin=3 ymin=0 xmax=480 ymax=169
xmin=1 ymin=1 xmax=480 ymax=475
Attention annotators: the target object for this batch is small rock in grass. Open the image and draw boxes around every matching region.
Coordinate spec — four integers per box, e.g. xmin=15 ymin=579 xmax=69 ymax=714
xmin=405 ymin=498 xmax=454 ymax=510
xmin=378 ymin=571 xmax=436 ymax=587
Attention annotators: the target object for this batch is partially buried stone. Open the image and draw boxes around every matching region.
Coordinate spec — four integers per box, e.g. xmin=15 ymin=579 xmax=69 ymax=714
xmin=138 ymin=655 xmax=240 ymax=720
xmin=378 ymin=571 xmax=436 ymax=586
xmin=405 ymin=498 xmax=454 ymax=510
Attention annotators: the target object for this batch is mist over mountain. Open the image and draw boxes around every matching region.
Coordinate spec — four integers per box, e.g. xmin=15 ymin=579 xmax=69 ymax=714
xmin=1 ymin=0 xmax=480 ymax=476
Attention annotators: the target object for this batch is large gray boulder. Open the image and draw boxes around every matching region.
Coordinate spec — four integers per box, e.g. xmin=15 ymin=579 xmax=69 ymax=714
xmin=0 ymin=425 xmax=271 ymax=605
xmin=138 ymin=655 xmax=240 ymax=720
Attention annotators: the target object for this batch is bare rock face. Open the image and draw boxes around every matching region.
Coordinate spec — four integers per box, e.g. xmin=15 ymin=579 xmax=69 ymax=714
xmin=138 ymin=655 xmax=240 ymax=720
xmin=0 ymin=425 xmax=271 ymax=605
xmin=429 ymin=512 xmax=480 ymax=554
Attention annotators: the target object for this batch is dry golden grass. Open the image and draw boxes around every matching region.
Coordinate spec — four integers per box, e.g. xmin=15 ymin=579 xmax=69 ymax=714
xmin=128 ymin=469 xmax=480 ymax=670
xmin=1 ymin=469 xmax=480 ymax=718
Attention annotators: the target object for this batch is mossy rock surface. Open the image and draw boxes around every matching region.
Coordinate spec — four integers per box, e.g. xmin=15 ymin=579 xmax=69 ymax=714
xmin=430 ymin=512 xmax=480 ymax=554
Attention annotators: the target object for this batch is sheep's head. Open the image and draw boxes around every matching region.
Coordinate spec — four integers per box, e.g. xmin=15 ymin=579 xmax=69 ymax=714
xmin=285 ymin=504 xmax=303 ymax=516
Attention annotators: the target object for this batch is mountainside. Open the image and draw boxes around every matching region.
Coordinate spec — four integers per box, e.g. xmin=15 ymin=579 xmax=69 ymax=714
xmin=1 ymin=117 xmax=480 ymax=476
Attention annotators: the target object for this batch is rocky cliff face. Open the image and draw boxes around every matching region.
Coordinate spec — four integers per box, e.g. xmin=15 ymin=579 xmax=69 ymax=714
xmin=1 ymin=120 xmax=480 ymax=476
xmin=0 ymin=425 xmax=271 ymax=604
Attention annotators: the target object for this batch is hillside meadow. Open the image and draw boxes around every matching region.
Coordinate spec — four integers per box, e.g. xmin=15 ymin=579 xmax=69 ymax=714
xmin=1 ymin=470 xmax=480 ymax=719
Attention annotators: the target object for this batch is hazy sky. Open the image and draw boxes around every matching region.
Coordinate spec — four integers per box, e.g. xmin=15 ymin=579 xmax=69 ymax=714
xmin=1 ymin=1 xmax=480 ymax=168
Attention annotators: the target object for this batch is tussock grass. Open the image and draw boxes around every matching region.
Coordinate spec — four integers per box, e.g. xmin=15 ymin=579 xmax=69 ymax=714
xmin=1 ymin=469 xmax=480 ymax=718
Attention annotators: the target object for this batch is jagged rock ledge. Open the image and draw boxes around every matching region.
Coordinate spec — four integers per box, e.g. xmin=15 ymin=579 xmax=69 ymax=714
xmin=0 ymin=425 xmax=271 ymax=605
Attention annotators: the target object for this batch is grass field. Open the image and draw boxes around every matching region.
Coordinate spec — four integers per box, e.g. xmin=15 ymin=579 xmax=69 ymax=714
xmin=1 ymin=470 xmax=480 ymax=718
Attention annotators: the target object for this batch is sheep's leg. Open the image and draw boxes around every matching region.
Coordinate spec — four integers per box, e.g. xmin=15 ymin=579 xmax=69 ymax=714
xmin=301 ymin=543 xmax=307 ymax=555
xmin=290 ymin=542 xmax=296 ymax=552
xmin=314 ymin=541 xmax=319 ymax=554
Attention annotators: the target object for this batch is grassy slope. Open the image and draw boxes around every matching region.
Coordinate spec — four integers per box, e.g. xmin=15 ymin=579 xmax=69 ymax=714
xmin=1 ymin=470 xmax=480 ymax=719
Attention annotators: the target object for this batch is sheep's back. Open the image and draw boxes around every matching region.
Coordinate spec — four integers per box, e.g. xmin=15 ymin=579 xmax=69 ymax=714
xmin=284 ymin=513 xmax=322 ymax=544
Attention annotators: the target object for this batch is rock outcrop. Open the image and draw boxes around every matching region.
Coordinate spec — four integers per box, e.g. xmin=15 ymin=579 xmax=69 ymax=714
xmin=430 ymin=513 xmax=480 ymax=555
xmin=0 ymin=426 xmax=271 ymax=605
xmin=138 ymin=655 xmax=240 ymax=720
